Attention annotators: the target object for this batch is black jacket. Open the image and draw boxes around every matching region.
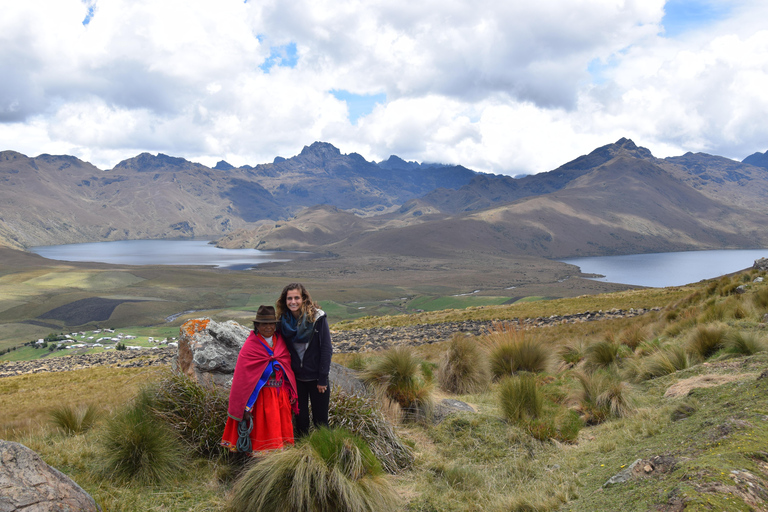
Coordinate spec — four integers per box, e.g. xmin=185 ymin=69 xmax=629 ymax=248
xmin=281 ymin=311 xmax=333 ymax=386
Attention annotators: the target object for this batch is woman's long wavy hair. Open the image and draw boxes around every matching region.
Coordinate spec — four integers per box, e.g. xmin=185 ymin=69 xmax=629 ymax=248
xmin=276 ymin=283 xmax=318 ymax=322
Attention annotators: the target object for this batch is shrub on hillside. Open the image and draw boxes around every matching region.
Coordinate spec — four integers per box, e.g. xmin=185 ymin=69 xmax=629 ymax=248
xmin=228 ymin=428 xmax=400 ymax=512
xmin=486 ymin=327 xmax=551 ymax=379
xmin=499 ymin=374 xmax=542 ymax=423
xmin=584 ymin=340 xmax=621 ymax=369
xmin=98 ymin=391 xmax=186 ymax=484
xmin=632 ymin=344 xmax=690 ymax=382
xmin=498 ymin=374 xmax=583 ymax=443
xmin=752 ymin=287 xmax=768 ymax=311
xmin=723 ymin=331 xmax=767 ymax=356
xmin=686 ymin=323 xmax=728 ymax=360
xmin=362 ymin=346 xmax=433 ymax=423
xmin=437 ymin=333 xmax=490 ymax=395
xmin=49 ymin=404 xmax=100 ymax=435
xmin=329 ymin=388 xmax=414 ymax=473
xmin=559 ymin=338 xmax=587 ymax=366
xmin=149 ymin=370 xmax=229 ymax=457
xmin=619 ymin=324 xmax=648 ymax=350
xmin=572 ymin=370 xmax=636 ymax=425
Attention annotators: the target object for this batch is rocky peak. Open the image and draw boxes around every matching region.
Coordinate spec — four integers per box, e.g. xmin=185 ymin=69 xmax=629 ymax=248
xmin=743 ymin=150 xmax=768 ymax=169
xmin=112 ymin=152 xmax=202 ymax=172
xmin=214 ymin=160 xmax=235 ymax=170
xmin=298 ymin=142 xmax=343 ymax=163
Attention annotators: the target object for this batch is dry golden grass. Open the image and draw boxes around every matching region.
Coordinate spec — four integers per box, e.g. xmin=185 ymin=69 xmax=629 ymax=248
xmin=0 ymin=366 xmax=160 ymax=437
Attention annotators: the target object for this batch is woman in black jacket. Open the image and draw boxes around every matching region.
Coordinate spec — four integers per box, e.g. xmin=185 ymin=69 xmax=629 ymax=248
xmin=276 ymin=283 xmax=333 ymax=437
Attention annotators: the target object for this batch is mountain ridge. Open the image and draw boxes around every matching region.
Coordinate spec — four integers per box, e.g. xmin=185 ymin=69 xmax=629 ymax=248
xmin=2 ymin=139 xmax=767 ymax=261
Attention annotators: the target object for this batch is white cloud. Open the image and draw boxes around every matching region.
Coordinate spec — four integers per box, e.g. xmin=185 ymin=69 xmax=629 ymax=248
xmin=1 ymin=0 xmax=767 ymax=173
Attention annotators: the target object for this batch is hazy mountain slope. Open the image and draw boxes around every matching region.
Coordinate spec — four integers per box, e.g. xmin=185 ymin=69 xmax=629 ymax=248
xmin=238 ymin=154 xmax=768 ymax=259
xmin=417 ymin=138 xmax=655 ymax=213
xmin=0 ymin=143 xmax=476 ymax=249
xmin=0 ymin=151 xmax=263 ymax=247
xmin=238 ymin=142 xmax=475 ymax=213
xmin=658 ymin=152 xmax=768 ymax=213
xmin=742 ymin=149 xmax=768 ymax=168
xmin=216 ymin=205 xmax=378 ymax=250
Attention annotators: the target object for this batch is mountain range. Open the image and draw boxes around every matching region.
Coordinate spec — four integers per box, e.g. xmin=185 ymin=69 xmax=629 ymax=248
xmin=2 ymin=139 xmax=768 ymax=260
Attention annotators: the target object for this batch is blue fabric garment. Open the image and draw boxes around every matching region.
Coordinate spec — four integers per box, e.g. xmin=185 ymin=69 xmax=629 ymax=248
xmin=245 ymin=338 xmax=287 ymax=410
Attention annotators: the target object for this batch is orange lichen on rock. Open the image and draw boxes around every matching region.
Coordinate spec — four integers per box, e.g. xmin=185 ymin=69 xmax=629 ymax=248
xmin=181 ymin=318 xmax=210 ymax=338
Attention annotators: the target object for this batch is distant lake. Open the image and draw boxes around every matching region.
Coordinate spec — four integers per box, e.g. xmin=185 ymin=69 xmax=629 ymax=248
xmin=30 ymin=240 xmax=293 ymax=270
xmin=561 ymin=249 xmax=768 ymax=288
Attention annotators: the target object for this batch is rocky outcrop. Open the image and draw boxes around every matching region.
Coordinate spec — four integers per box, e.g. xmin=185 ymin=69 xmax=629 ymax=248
xmin=175 ymin=318 xmax=366 ymax=395
xmin=0 ymin=440 xmax=100 ymax=512
xmin=0 ymin=348 xmax=174 ymax=378
xmin=755 ymin=257 xmax=768 ymax=272
xmin=331 ymin=308 xmax=659 ymax=353
xmin=175 ymin=318 xmax=249 ymax=388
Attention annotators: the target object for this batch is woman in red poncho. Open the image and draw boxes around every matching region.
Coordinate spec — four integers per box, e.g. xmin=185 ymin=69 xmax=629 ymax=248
xmin=221 ymin=305 xmax=298 ymax=455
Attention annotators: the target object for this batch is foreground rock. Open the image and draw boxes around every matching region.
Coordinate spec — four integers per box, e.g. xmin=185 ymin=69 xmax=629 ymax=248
xmin=0 ymin=440 xmax=100 ymax=512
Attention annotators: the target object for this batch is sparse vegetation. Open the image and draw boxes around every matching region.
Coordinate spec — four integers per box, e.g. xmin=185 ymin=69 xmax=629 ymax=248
xmin=362 ymin=346 xmax=434 ymax=423
xmin=98 ymin=390 xmax=187 ymax=484
xmin=438 ymin=333 xmax=490 ymax=394
xmin=228 ymin=427 xmax=400 ymax=512
xmin=49 ymin=403 xmax=100 ymax=435
xmin=486 ymin=327 xmax=552 ymax=378
xmin=2 ymin=266 xmax=768 ymax=511
xmin=328 ymin=388 xmax=414 ymax=474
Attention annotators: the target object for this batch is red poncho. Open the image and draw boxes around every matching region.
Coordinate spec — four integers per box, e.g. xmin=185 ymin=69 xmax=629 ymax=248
xmin=227 ymin=331 xmax=298 ymax=420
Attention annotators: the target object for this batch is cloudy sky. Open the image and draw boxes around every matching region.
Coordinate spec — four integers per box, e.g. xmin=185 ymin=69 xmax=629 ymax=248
xmin=2 ymin=0 xmax=767 ymax=175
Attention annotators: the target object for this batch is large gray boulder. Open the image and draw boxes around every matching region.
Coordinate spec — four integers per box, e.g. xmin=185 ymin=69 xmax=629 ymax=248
xmin=176 ymin=318 xmax=249 ymax=387
xmin=175 ymin=318 xmax=364 ymax=395
xmin=0 ymin=440 xmax=100 ymax=512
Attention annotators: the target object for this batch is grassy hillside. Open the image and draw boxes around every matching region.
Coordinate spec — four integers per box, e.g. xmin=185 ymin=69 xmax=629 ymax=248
xmin=2 ymin=267 xmax=768 ymax=511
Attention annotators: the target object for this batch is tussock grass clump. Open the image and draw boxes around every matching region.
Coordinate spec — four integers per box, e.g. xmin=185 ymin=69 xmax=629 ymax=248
xmin=228 ymin=427 xmax=399 ymax=512
xmin=584 ymin=340 xmax=621 ymax=369
xmin=329 ymin=388 xmax=413 ymax=473
xmin=752 ymin=286 xmax=768 ymax=310
xmin=48 ymin=404 xmax=100 ymax=435
xmin=362 ymin=346 xmax=433 ymax=423
xmin=686 ymin=323 xmax=728 ymax=360
xmin=572 ymin=371 xmax=636 ymax=425
xmin=98 ymin=391 xmax=186 ymax=484
xmin=631 ymin=344 xmax=690 ymax=382
xmin=499 ymin=374 xmax=542 ymax=423
xmin=344 ymin=353 xmax=368 ymax=371
xmin=148 ymin=370 xmax=229 ymax=457
xmin=438 ymin=333 xmax=490 ymax=395
xmin=663 ymin=307 xmax=700 ymax=337
xmin=619 ymin=324 xmax=648 ymax=350
xmin=559 ymin=338 xmax=587 ymax=366
xmin=485 ymin=328 xmax=552 ymax=379
xmin=723 ymin=331 xmax=767 ymax=356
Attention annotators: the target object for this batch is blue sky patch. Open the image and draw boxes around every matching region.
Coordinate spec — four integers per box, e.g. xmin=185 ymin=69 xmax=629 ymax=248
xmin=331 ymin=90 xmax=386 ymax=124
xmin=260 ymin=42 xmax=298 ymax=72
xmin=82 ymin=2 xmax=95 ymax=25
xmin=662 ymin=0 xmax=730 ymax=37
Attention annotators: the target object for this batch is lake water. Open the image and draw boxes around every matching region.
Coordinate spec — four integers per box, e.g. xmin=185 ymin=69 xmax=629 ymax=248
xmin=561 ymin=249 xmax=768 ymax=288
xmin=30 ymin=240 xmax=293 ymax=270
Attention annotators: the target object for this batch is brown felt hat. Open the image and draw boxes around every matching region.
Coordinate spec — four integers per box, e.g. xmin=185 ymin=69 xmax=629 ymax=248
xmin=253 ymin=305 xmax=277 ymax=324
